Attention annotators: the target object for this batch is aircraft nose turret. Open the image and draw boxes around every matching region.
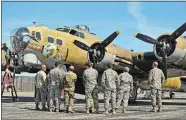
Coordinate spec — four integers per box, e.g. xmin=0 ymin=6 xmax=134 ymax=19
xmin=10 ymin=27 xmax=30 ymax=52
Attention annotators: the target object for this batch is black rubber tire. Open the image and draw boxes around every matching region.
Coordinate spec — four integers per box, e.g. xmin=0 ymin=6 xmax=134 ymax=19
xmin=170 ymin=93 xmax=175 ymax=99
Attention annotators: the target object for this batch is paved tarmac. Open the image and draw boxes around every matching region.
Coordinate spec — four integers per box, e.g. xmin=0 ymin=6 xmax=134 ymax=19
xmin=1 ymin=92 xmax=186 ymax=120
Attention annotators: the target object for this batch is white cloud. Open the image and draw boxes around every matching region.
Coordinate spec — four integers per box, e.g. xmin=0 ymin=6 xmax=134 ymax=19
xmin=127 ymin=2 xmax=175 ymax=39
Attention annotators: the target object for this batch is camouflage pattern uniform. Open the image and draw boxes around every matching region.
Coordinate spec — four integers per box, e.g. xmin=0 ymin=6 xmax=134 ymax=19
xmin=35 ymin=70 xmax=47 ymax=109
xmin=148 ymin=67 xmax=165 ymax=111
xmin=102 ymin=68 xmax=118 ymax=113
xmin=64 ymin=71 xmax=77 ymax=112
xmin=83 ymin=67 xmax=99 ymax=113
xmin=47 ymin=68 xmax=65 ymax=111
xmin=116 ymin=69 xmax=133 ymax=112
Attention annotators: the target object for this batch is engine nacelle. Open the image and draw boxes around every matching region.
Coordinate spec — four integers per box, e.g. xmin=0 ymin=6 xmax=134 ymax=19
xmin=94 ymin=53 xmax=116 ymax=70
xmin=166 ymin=47 xmax=186 ymax=66
xmin=153 ymin=34 xmax=186 ymax=67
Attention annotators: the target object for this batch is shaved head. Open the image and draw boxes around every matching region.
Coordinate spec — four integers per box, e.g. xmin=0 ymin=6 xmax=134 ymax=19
xmin=152 ymin=62 xmax=158 ymax=68
xmin=41 ymin=64 xmax=47 ymax=71
xmin=124 ymin=67 xmax=130 ymax=72
xmin=86 ymin=62 xmax=93 ymax=68
xmin=69 ymin=65 xmax=75 ymax=71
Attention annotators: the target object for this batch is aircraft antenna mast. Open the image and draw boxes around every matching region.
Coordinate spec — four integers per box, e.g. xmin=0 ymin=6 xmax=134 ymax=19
xmin=33 ymin=22 xmax=36 ymax=26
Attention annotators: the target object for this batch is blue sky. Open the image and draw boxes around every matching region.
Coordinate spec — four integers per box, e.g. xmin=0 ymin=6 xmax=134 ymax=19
xmin=2 ymin=2 xmax=186 ymax=52
xmin=2 ymin=2 xmax=186 ymax=76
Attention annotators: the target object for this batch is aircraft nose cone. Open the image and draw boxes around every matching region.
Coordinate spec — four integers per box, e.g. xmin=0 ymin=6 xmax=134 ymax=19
xmin=10 ymin=27 xmax=30 ymax=51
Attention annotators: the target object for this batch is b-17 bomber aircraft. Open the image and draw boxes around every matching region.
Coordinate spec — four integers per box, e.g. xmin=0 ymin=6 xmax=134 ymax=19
xmin=1 ymin=22 xmax=186 ymax=102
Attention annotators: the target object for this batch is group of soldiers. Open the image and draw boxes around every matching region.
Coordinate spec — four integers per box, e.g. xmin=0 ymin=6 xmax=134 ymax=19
xmin=35 ymin=61 xmax=165 ymax=114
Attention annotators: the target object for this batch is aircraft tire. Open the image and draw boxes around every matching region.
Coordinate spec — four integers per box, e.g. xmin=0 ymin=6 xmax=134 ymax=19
xmin=170 ymin=92 xmax=175 ymax=99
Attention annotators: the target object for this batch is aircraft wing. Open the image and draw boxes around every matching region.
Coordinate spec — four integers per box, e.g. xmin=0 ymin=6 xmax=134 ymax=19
xmin=131 ymin=52 xmax=186 ymax=79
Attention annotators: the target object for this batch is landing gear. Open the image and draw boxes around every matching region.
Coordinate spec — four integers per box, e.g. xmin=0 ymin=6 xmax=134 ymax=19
xmin=169 ymin=92 xmax=175 ymax=99
xmin=129 ymin=85 xmax=137 ymax=103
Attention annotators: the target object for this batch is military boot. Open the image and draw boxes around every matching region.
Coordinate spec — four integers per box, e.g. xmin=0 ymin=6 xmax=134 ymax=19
xmin=95 ymin=108 xmax=99 ymax=114
xmin=66 ymin=107 xmax=69 ymax=113
xmin=157 ymin=107 xmax=162 ymax=112
xmin=90 ymin=107 xmax=95 ymax=113
xmin=68 ymin=106 xmax=75 ymax=113
xmin=47 ymin=105 xmax=50 ymax=111
xmin=112 ymin=109 xmax=116 ymax=114
xmin=122 ymin=108 xmax=126 ymax=113
xmin=104 ymin=109 xmax=109 ymax=115
xmin=56 ymin=108 xmax=60 ymax=112
xmin=49 ymin=107 xmax=54 ymax=112
xmin=150 ymin=107 xmax=157 ymax=112
xmin=86 ymin=109 xmax=89 ymax=114
xmin=35 ymin=104 xmax=40 ymax=110
xmin=42 ymin=105 xmax=47 ymax=111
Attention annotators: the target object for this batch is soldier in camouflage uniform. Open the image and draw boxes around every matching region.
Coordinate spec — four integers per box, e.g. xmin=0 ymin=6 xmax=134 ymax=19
xmin=101 ymin=63 xmax=118 ymax=114
xmin=83 ymin=62 xmax=99 ymax=114
xmin=64 ymin=65 xmax=77 ymax=113
xmin=35 ymin=64 xmax=48 ymax=111
xmin=116 ymin=67 xmax=133 ymax=113
xmin=148 ymin=62 xmax=165 ymax=112
xmin=47 ymin=61 xmax=66 ymax=112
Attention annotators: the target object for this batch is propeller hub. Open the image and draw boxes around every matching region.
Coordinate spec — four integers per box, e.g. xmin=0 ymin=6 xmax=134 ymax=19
xmin=154 ymin=34 xmax=176 ymax=58
xmin=88 ymin=43 xmax=105 ymax=63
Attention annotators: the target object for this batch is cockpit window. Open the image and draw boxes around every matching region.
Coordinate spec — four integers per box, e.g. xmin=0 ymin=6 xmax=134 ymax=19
xmin=36 ymin=32 xmax=41 ymax=40
xmin=70 ymin=29 xmax=80 ymax=37
xmin=57 ymin=39 xmax=62 ymax=45
xmin=79 ymin=32 xmax=85 ymax=39
xmin=48 ymin=37 xmax=54 ymax=43
xmin=57 ymin=28 xmax=70 ymax=33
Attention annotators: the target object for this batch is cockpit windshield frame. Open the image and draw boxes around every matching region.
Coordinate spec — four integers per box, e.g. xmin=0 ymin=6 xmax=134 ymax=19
xmin=56 ymin=27 xmax=70 ymax=33
xmin=57 ymin=26 xmax=85 ymax=39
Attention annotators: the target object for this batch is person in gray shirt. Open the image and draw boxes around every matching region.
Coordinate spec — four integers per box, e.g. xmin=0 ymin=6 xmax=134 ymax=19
xmin=102 ymin=63 xmax=118 ymax=114
xmin=116 ymin=67 xmax=133 ymax=113
xmin=83 ymin=62 xmax=99 ymax=114
xmin=149 ymin=62 xmax=165 ymax=112
xmin=47 ymin=61 xmax=66 ymax=112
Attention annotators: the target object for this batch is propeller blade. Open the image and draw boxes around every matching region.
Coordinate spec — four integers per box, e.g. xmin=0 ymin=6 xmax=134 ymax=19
xmin=162 ymin=48 xmax=167 ymax=79
xmin=168 ymin=22 xmax=186 ymax=42
xmin=73 ymin=40 xmax=91 ymax=52
xmin=96 ymin=30 xmax=120 ymax=50
xmin=134 ymin=33 xmax=156 ymax=44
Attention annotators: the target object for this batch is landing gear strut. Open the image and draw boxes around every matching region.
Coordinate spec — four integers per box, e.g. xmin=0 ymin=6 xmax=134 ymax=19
xmin=129 ymin=85 xmax=137 ymax=103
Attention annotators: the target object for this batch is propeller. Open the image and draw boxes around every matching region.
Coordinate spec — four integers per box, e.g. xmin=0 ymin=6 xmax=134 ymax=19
xmin=134 ymin=22 xmax=186 ymax=79
xmin=167 ymin=22 xmax=186 ymax=43
xmin=134 ymin=33 xmax=156 ymax=44
xmin=96 ymin=30 xmax=120 ymax=50
xmin=161 ymin=43 xmax=167 ymax=79
xmin=73 ymin=40 xmax=93 ymax=53
xmin=73 ymin=30 xmax=120 ymax=68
